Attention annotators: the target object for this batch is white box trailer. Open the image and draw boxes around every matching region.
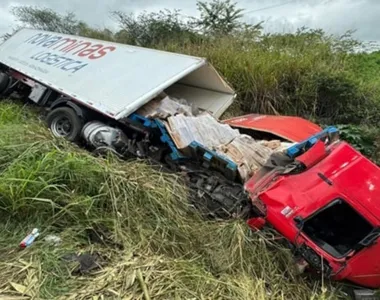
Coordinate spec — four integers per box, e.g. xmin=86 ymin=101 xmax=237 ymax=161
xmin=0 ymin=28 xmax=235 ymax=119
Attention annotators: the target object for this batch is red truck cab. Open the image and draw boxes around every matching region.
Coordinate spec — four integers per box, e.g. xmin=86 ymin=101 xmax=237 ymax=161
xmin=225 ymin=114 xmax=380 ymax=289
xmin=246 ymin=133 xmax=380 ymax=288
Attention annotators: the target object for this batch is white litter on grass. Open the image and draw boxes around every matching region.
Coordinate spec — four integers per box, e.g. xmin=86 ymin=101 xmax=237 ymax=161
xmin=44 ymin=235 xmax=62 ymax=246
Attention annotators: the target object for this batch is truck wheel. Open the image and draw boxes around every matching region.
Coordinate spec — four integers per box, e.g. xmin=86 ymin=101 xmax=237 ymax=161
xmin=0 ymin=73 xmax=10 ymax=95
xmin=47 ymin=107 xmax=83 ymax=142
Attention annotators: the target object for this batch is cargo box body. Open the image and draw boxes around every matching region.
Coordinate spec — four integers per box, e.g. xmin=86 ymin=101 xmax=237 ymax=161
xmin=0 ymin=28 xmax=235 ymax=119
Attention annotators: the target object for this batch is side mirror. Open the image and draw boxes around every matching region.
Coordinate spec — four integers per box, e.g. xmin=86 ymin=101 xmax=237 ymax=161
xmin=360 ymin=229 xmax=380 ymax=247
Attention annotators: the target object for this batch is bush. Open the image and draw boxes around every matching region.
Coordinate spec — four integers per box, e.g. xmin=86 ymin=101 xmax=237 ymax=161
xmin=336 ymin=124 xmax=380 ymax=164
xmin=111 ymin=9 xmax=200 ymax=47
xmin=310 ymin=71 xmax=380 ymax=124
xmin=159 ymin=29 xmax=380 ymax=126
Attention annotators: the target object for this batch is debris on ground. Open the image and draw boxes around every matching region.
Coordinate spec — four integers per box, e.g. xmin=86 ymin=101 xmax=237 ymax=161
xmin=86 ymin=224 xmax=124 ymax=250
xmin=62 ymin=253 xmax=102 ymax=275
xmin=44 ymin=234 xmax=62 ymax=246
xmin=19 ymin=228 xmax=39 ymax=249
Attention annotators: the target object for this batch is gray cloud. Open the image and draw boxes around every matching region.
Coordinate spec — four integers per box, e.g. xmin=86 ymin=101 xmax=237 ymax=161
xmin=242 ymin=0 xmax=380 ymax=41
xmin=0 ymin=0 xmax=379 ymax=41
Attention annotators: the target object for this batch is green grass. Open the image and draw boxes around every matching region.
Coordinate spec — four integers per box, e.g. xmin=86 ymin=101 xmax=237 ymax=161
xmin=348 ymin=51 xmax=380 ymax=85
xmin=157 ymin=32 xmax=380 ymax=126
xmin=0 ymin=101 xmax=343 ymax=299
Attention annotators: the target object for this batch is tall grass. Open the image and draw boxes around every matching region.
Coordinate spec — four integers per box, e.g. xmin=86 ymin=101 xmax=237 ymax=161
xmin=0 ymin=102 xmax=343 ymax=299
xmin=160 ymin=32 xmax=380 ymax=125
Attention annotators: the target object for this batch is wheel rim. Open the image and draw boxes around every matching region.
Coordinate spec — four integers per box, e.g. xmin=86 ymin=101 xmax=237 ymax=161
xmin=51 ymin=116 xmax=72 ymax=137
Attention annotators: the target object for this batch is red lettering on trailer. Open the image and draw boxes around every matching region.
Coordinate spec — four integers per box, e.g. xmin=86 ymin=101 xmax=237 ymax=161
xmin=78 ymin=44 xmax=103 ymax=57
xmin=88 ymin=46 xmax=116 ymax=60
xmin=25 ymin=34 xmax=117 ymax=60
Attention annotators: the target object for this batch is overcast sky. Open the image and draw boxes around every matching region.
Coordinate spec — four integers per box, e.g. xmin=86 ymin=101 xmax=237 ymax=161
xmin=1 ymin=0 xmax=379 ymax=42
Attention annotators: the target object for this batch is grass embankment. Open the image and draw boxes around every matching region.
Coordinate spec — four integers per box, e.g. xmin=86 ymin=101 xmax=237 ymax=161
xmin=161 ymin=34 xmax=380 ymax=127
xmin=0 ymin=101 xmax=340 ymax=299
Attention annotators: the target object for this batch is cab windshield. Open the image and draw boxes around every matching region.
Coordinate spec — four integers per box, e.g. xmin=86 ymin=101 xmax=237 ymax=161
xmin=302 ymin=199 xmax=374 ymax=258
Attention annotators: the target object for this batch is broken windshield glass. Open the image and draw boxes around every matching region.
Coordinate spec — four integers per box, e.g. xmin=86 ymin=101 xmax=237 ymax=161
xmin=301 ymin=199 xmax=374 ymax=258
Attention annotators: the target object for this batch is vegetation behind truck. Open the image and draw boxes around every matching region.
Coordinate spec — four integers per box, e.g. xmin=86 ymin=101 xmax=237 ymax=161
xmin=1 ymin=29 xmax=380 ymax=297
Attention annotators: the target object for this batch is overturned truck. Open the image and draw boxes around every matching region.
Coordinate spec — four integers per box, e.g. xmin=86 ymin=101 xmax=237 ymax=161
xmin=1 ymin=29 xmax=380 ymax=297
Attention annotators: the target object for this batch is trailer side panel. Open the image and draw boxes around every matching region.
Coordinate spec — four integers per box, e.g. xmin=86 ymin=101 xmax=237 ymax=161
xmin=0 ymin=29 xmax=234 ymax=118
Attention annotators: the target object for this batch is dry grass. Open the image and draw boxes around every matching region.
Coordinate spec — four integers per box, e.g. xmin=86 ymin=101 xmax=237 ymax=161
xmin=0 ymin=102 xmax=343 ymax=299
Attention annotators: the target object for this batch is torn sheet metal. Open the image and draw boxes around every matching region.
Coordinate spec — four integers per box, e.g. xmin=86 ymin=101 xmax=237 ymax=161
xmin=224 ymin=114 xmax=322 ymax=143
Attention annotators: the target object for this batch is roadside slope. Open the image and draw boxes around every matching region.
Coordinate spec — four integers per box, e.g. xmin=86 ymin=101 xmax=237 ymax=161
xmin=0 ymin=102 xmax=339 ymax=299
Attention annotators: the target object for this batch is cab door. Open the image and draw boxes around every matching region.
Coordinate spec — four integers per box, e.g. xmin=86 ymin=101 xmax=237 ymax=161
xmin=344 ymin=233 xmax=380 ymax=288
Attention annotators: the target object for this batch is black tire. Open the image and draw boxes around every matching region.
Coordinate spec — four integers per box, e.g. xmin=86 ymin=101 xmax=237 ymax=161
xmin=46 ymin=107 xmax=83 ymax=142
xmin=0 ymin=73 xmax=10 ymax=95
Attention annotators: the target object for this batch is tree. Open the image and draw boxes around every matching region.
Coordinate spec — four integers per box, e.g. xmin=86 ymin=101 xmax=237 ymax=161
xmin=112 ymin=9 xmax=198 ymax=47
xmin=195 ymin=0 xmax=244 ymax=35
xmin=77 ymin=26 xmax=115 ymax=42
xmin=8 ymin=6 xmax=115 ymax=41
xmin=10 ymin=6 xmax=84 ymax=35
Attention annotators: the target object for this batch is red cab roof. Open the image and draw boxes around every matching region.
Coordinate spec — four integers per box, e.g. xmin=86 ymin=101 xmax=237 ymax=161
xmin=224 ymin=114 xmax=322 ymax=142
